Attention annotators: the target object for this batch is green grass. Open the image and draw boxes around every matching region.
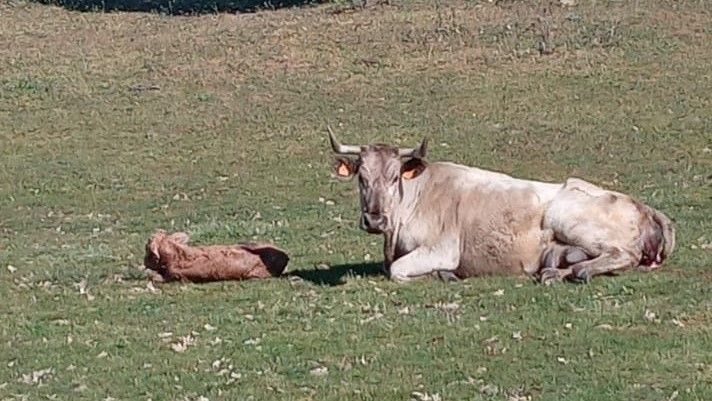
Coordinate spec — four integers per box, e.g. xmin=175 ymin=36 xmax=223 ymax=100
xmin=1 ymin=0 xmax=711 ymax=400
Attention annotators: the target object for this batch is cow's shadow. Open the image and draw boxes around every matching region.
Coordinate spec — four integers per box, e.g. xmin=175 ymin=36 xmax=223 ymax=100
xmin=288 ymin=262 xmax=384 ymax=286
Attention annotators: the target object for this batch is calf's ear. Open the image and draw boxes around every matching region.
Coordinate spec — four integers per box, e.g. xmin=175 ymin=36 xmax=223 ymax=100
xmin=332 ymin=157 xmax=358 ymax=180
xmin=169 ymin=232 xmax=190 ymax=244
xmin=401 ymin=157 xmax=427 ymax=180
xmin=146 ymin=230 xmax=166 ymax=262
xmin=148 ymin=239 xmax=161 ymax=261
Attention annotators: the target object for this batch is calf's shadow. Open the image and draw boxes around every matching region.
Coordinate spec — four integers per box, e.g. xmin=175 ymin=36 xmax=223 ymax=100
xmin=288 ymin=262 xmax=384 ymax=286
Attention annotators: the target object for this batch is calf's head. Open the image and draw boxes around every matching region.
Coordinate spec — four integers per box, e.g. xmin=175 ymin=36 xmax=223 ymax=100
xmin=329 ymin=127 xmax=428 ymax=234
xmin=144 ymin=230 xmax=190 ymax=271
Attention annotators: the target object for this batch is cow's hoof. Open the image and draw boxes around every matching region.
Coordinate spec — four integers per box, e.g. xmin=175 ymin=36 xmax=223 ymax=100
xmin=570 ymin=266 xmax=591 ymax=284
xmin=389 ymin=273 xmax=410 ymax=283
xmin=436 ymin=271 xmax=460 ymax=283
xmin=539 ymin=268 xmax=563 ymax=286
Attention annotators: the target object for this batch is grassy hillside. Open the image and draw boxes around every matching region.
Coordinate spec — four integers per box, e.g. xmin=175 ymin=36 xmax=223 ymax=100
xmin=1 ymin=1 xmax=710 ymax=400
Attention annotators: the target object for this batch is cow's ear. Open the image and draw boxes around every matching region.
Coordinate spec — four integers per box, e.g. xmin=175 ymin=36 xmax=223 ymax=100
xmin=401 ymin=157 xmax=427 ymax=180
xmin=332 ymin=157 xmax=358 ymax=180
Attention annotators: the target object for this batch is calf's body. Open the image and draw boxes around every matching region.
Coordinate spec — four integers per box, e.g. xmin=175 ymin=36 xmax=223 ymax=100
xmin=144 ymin=231 xmax=289 ymax=283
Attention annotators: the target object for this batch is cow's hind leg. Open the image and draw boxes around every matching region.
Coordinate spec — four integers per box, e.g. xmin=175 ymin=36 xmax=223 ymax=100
xmin=538 ymin=244 xmax=589 ymax=285
xmin=389 ymin=240 xmax=460 ymax=282
xmin=539 ymin=267 xmax=573 ymax=285
xmin=566 ymin=248 xmax=636 ymax=283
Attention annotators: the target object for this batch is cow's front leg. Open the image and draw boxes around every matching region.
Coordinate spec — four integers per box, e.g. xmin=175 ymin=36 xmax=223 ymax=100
xmin=381 ymin=231 xmax=395 ymax=275
xmin=389 ymin=239 xmax=460 ymax=282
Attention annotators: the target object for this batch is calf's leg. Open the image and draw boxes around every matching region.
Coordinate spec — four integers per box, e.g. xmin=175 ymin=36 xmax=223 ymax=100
xmin=145 ymin=269 xmax=167 ymax=283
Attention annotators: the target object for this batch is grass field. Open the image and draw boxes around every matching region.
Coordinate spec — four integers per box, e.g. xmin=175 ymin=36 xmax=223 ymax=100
xmin=1 ymin=0 xmax=711 ymax=400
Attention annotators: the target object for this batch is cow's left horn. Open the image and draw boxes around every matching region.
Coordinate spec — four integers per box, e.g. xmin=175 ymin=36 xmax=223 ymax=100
xmin=328 ymin=126 xmax=361 ymax=155
xmin=398 ymin=137 xmax=428 ymax=158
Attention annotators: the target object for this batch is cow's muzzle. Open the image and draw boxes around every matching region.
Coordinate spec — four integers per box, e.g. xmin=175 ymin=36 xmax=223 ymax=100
xmin=361 ymin=213 xmax=387 ymax=234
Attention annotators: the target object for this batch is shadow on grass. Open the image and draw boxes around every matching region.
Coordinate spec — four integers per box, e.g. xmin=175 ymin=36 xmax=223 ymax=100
xmin=33 ymin=0 xmax=328 ymax=14
xmin=288 ymin=262 xmax=384 ymax=286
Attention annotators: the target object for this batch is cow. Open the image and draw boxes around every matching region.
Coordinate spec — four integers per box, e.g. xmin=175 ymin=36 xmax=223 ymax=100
xmin=144 ymin=230 xmax=289 ymax=283
xmin=327 ymin=128 xmax=675 ymax=284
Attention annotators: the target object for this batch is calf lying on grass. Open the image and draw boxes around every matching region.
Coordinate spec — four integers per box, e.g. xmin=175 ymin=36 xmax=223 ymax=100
xmin=144 ymin=230 xmax=289 ymax=283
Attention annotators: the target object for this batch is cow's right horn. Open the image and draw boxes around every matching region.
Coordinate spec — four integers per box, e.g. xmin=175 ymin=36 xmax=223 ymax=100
xmin=328 ymin=126 xmax=361 ymax=155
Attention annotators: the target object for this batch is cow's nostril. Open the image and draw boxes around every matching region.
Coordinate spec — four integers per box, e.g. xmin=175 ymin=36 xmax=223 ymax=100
xmin=363 ymin=214 xmax=374 ymax=227
xmin=362 ymin=213 xmax=385 ymax=230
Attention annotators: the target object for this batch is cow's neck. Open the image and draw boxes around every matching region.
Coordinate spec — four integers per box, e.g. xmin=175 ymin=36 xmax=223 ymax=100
xmin=381 ymin=171 xmax=428 ymax=270
xmin=395 ymin=169 xmax=427 ymax=225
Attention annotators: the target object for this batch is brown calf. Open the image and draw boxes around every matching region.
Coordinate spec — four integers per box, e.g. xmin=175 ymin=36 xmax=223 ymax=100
xmin=144 ymin=230 xmax=289 ymax=283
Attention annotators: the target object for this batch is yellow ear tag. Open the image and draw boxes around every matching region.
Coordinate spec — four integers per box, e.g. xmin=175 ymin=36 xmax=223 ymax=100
xmin=402 ymin=169 xmax=416 ymax=180
xmin=337 ymin=163 xmax=350 ymax=177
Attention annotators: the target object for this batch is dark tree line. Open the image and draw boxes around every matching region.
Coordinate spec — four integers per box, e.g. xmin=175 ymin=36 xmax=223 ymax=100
xmin=35 ymin=0 xmax=329 ymax=14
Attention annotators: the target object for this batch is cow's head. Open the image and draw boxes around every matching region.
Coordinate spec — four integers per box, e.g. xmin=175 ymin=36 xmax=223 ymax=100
xmin=329 ymin=127 xmax=428 ymax=234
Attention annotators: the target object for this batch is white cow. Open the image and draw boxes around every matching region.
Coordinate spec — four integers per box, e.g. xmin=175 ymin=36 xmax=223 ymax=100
xmin=328 ymin=128 xmax=675 ymax=283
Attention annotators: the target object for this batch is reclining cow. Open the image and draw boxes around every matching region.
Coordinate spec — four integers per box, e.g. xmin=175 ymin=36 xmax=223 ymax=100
xmin=328 ymin=128 xmax=674 ymax=284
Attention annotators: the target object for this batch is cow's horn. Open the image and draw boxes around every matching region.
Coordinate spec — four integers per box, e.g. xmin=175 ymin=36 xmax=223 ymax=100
xmin=398 ymin=137 xmax=428 ymax=158
xmin=328 ymin=126 xmax=361 ymax=155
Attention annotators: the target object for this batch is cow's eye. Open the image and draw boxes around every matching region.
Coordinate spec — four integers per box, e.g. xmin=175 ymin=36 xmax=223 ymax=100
xmin=391 ymin=176 xmax=399 ymax=184
xmin=358 ymin=175 xmax=365 ymax=186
